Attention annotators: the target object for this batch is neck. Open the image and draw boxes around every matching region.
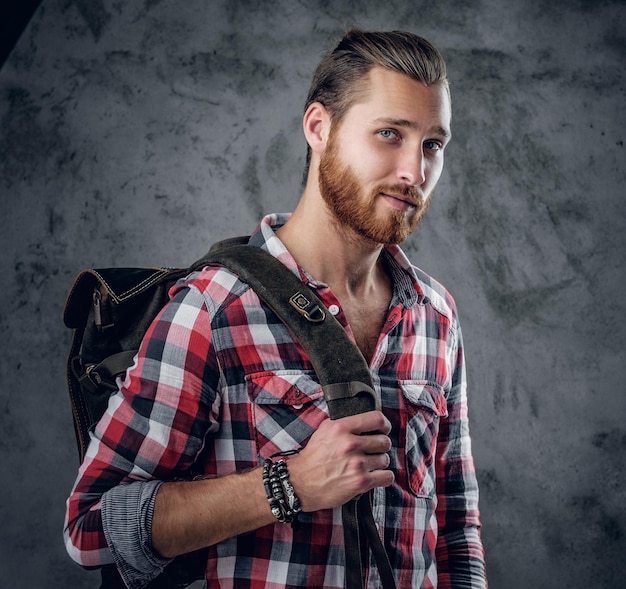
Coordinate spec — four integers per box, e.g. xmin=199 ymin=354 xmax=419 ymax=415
xmin=277 ymin=181 xmax=386 ymax=297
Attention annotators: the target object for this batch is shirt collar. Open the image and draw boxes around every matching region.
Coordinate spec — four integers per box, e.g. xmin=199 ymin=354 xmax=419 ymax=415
xmin=249 ymin=213 xmax=425 ymax=308
xmin=248 ymin=213 xmax=307 ymax=280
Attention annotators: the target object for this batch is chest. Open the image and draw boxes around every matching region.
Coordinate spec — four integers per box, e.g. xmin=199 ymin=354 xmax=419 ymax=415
xmin=340 ymin=297 xmax=390 ymax=363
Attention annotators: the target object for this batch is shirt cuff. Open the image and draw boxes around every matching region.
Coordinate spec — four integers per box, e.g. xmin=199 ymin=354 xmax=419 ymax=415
xmin=101 ymin=479 xmax=173 ymax=589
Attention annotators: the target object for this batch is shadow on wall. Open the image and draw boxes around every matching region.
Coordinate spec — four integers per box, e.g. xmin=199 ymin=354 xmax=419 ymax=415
xmin=0 ymin=2 xmax=44 ymax=68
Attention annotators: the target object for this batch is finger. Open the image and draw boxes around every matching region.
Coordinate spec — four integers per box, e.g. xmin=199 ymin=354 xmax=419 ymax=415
xmin=359 ymin=432 xmax=392 ymax=455
xmin=369 ymin=468 xmax=395 ymax=489
xmin=340 ymin=410 xmax=392 ymax=435
xmin=362 ymin=450 xmax=391 ymax=472
xmin=359 ymin=455 xmax=395 ymax=491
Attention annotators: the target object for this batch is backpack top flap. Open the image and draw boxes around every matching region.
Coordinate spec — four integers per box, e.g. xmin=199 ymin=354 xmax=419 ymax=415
xmin=63 ymin=266 xmax=184 ymax=330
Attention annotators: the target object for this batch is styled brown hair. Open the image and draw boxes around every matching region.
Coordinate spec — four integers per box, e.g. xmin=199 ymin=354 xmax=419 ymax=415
xmin=303 ymin=29 xmax=449 ymax=172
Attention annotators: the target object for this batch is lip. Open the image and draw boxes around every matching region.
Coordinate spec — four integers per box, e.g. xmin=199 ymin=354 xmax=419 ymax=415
xmin=380 ymin=192 xmax=417 ymax=211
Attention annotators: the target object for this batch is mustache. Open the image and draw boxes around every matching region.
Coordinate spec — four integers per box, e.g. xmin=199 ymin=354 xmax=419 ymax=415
xmin=374 ymin=184 xmax=422 ymax=205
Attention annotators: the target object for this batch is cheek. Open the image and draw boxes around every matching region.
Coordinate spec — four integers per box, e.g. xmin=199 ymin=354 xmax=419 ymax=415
xmin=426 ymin=156 xmax=444 ymax=184
xmin=358 ymin=149 xmax=395 ymax=181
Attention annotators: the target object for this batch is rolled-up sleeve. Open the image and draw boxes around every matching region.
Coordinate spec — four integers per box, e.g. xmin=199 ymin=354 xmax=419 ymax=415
xmin=101 ymin=480 xmax=171 ymax=588
xmin=63 ymin=284 xmax=219 ymax=587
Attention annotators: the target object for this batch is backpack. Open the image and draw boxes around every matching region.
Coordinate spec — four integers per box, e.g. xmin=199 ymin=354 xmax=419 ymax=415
xmin=63 ymin=238 xmax=396 ymax=589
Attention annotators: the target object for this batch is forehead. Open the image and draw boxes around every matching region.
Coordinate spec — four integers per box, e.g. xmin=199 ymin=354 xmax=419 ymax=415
xmin=345 ymin=67 xmax=451 ymax=133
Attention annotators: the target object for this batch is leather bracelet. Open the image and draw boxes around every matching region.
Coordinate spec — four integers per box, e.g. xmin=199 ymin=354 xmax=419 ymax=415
xmin=262 ymin=456 xmax=302 ymax=524
xmin=274 ymin=459 xmax=301 ymax=516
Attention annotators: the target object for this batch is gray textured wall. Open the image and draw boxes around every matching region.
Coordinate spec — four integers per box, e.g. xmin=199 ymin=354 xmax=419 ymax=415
xmin=1 ymin=1 xmax=624 ymax=587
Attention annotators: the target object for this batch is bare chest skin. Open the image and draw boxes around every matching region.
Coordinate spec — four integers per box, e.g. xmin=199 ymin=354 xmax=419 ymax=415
xmin=337 ymin=277 xmax=393 ymax=364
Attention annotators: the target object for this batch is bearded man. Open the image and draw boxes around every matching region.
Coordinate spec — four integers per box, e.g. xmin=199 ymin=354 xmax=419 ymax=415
xmin=65 ymin=29 xmax=487 ymax=589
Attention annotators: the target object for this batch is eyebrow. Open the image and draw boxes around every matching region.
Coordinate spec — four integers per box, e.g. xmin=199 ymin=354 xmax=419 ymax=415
xmin=373 ymin=117 xmax=451 ymax=139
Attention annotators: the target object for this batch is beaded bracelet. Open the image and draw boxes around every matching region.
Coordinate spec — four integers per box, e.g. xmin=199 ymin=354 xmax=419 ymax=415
xmin=275 ymin=459 xmax=301 ymax=515
xmin=262 ymin=455 xmax=302 ymax=524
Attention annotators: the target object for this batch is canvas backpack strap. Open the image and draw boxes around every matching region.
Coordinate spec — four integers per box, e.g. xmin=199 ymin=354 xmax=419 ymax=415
xmin=342 ymin=494 xmax=396 ymax=589
xmin=200 ymin=243 xmax=378 ymax=413
xmin=201 ymin=244 xmax=397 ymax=589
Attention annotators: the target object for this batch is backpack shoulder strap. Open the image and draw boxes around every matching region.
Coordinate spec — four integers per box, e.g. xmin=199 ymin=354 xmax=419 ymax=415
xmin=199 ymin=243 xmax=396 ymax=589
xmin=199 ymin=243 xmax=379 ymax=419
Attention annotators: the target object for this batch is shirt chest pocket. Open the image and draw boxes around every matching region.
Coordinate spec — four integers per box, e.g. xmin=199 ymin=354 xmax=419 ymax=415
xmin=400 ymin=381 xmax=448 ymax=499
xmin=247 ymin=370 xmax=328 ymax=459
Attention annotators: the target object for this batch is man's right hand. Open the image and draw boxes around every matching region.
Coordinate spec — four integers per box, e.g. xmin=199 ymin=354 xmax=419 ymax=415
xmin=286 ymin=410 xmax=394 ymax=512
xmin=152 ymin=410 xmax=394 ymax=559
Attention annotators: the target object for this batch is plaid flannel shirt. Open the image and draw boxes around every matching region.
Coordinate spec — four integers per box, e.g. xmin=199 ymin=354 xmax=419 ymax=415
xmin=64 ymin=213 xmax=486 ymax=588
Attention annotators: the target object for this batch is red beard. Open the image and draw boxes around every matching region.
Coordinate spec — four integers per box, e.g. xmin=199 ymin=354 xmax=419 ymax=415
xmin=318 ymin=132 xmax=431 ymax=245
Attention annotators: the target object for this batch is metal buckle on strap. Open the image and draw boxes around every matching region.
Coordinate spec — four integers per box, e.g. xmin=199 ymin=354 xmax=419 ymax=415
xmin=289 ymin=292 xmax=325 ymax=323
xmin=74 ymin=361 xmax=101 ymax=394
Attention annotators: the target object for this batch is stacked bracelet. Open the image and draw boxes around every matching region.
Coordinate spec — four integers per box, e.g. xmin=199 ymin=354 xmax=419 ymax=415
xmin=262 ymin=456 xmax=302 ymax=524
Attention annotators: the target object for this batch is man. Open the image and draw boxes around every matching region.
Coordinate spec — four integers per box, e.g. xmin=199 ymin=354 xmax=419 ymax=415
xmin=65 ymin=29 xmax=487 ymax=588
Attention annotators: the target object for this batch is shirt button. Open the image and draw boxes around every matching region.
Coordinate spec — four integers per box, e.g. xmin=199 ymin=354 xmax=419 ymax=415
xmin=293 ymin=404 xmax=304 ymax=410
xmin=328 ymin=304 xmax=340 ymax=316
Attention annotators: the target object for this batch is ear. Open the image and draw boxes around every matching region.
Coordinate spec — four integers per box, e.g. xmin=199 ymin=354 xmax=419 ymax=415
xmin=303 ymin=102 xmax=331 ymax=155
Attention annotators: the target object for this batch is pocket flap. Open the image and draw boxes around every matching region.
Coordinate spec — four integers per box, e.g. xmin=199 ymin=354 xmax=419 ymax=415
xmin=248 ymin=371 xmax=324 ymax=406
xmin=401 ymin=381 xmax=448 ymax=417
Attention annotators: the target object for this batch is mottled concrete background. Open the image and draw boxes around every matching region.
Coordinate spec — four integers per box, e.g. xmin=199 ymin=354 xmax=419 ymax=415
xmin=1 ymin=0 xmax=624 ymax=587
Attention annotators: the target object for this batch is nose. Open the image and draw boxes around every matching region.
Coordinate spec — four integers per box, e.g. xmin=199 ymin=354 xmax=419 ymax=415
xmin=397 ymin=149 xmax=425 ymax=186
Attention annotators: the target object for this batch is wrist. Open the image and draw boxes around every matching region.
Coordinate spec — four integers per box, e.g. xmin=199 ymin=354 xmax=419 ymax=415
xmin=262 ymin=453 xmax=303 ymax=524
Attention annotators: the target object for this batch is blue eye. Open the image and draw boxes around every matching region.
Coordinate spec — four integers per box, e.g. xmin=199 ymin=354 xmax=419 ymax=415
xmin=379 ymin=129 xmax=399 ymax=140
xmin=424 ymin=140 xmax=442 ymax=151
